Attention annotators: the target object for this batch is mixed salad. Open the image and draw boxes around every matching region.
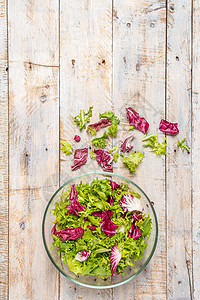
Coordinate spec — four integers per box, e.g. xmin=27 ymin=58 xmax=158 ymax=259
xmin=51 ymin=178 xmax=152 ymax=278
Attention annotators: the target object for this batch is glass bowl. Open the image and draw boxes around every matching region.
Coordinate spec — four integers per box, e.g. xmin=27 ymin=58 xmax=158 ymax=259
xmin=42 ymin=172 xmax=158 ymax=289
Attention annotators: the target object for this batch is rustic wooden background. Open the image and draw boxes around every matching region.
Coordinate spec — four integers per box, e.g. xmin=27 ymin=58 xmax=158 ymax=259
xmin=0 ymin=0 xmax=199 ymax=299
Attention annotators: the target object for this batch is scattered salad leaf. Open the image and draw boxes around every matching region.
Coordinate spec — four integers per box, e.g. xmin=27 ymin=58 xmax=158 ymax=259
xmin=99 ymin=111 xmax=120 ymax=137
xmin=109 ymin=145 xmax=119 ymax=163
xmin=121 ymin=151 xmax=144 ymax=173
xmin=126 ymin=107 xmax=149 ymax=134
xmin=60 ymin=140 xmax=72 ymax=156
xmin=91 ymin=131 xmax=109 ymax=149
xmin=121 ymin=135 xmax=134 ymax=153
xmin=87 ymin=118 xmax=112 ymax=136
xmin=142 ymin=133 xmax=167 ymax=155
xmin=74 ymin=135 xmax=81 ymax=142
xmin=94 ymin=149 xmax=113 ymax=172
xmin=159 ymin=119 xmax=179 ymax=135
xmin=110 ymin=243 xmax=121 ymax=276
xmin=71 ymin=148 xmax=88 ymax=171
xmin=90 ymin=149 xmax=96 ymax=159
xmin=74 ymin=107 xmax=93 ymax=130
xmin=177 ymin=138 xmax=190 ymax=152
xmin=128 ymin=126 xmax=135 ymax=131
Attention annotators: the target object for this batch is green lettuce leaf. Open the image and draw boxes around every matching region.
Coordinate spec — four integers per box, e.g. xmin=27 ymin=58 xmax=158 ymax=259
xmin=74 ymin=106 xmax=93 ymax=130
xmin=60 ymin=140 xmax=72 ymax=156
xmin=91 ymin=131 xmax=109 ymax=149
xmin=109 ymin=145 xmax=119 ymax=163
xmin=142 ymin=133 xmax=167 ymax=155
xmin=128 ymin=126 xmax=135 ymax=131
xmin=121 ymin=151 xmax=144 ymax=173
xmin=99 ymin=111 xmax=120 ymax=137
xmin=177 ymin=138 xmax=190 ymax=152
xmin=89 ymin=149 xmax=96 ymax=159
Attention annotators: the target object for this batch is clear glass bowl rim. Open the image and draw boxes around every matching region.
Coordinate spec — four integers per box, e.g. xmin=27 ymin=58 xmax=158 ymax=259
xmin=42 ymin=171 xmax=158 ymax=289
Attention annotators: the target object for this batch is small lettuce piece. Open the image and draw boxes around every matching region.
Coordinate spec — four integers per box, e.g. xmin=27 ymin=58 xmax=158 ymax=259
xmin=177 ymin=138 xmax=190 ymax=152
xmin=74 ymin=106 xmax=93 ymax=130
xmin=60 ymin=140 xmax=72 ymax=155
xmin=142 ymin=133 xmax=167 ymax=155
xmin=87 ymin=118 xmax=112 ymax=136
xmin=92 ymin=131 xmax=109 ymax=149
xmin=109 ymin=145 xmax=119 ymax=163
xmin=108 ymin=124 xmax=119 ymax=138
xmin=87 ymin=126 xmax=97 ymax=136
xmin=99 ymin=111 xmax=120 ymax=137
xmin=90 ymin=149 xmax=96 ymax=159
xmin=121 ymin=151 xmax=144 ymax=173
xmin=159 ymin=119 xmax=179 ymax=135
xmin=128 ymin=126 xmax=135 ymax=131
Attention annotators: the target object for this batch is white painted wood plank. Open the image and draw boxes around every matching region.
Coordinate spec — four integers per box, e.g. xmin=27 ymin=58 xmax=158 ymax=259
xmin=60 ymin=0 xmax=113 ymax=299
xmin=112 ymin=0 xmax=167 ymax=298
xmin=192 ymin=0 xmax=200 ymax=298
xmin=8 ymin=0 xmax=59 ymax=298
xmin=166 ymin=0 xmax=193 ymax=298
xmin=0 ymin=0 xmax=8 ymax=299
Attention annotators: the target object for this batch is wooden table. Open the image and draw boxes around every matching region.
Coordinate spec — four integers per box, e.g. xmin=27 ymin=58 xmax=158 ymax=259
xmin=0 ymin=0 xmax=199 ymax=299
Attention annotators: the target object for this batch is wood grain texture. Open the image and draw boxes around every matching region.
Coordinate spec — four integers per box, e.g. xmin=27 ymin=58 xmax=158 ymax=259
xmin=112 ymin=1 xmax=166 ymax=299
xmin=192 ymin=0 xmax=200 ymax=298
xmin=0 ymin=0 xmax=8 ymax=299
xmin=8 ymin=0 xmax=59 ymax=299
xmin=59 ymin=0 xmax=113 ymax=299
xmin=166 ymin=0 xmax=193 ymax=298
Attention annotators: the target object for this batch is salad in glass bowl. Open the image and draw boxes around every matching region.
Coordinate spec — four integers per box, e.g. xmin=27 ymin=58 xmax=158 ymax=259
xmin=42 ymin=172 xmax=158 ymax=288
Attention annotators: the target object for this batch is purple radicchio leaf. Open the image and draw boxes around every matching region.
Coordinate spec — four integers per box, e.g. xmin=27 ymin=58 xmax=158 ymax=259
xmin=69 ymin=184 xmax=78 ymax=202
xmin=127 ymin=223 xmax=142 ymax=240
xmin=71 ymin=148 xmax=88 ymax=171
xmin=88 ymin=118 xmax=112 ymax=132
xmin=52 ymin=226 xmax=85 ymax=241
xmin=107 ymin=195 xmax=114 ymax=206
xmin=66 ymin=184 xmax=86 ymax=215
xmin=120 ymin=135 xmax=134 ymax=153
xmin=92 ymin=210 xmax=118 ymax=237
xmin=94 ymin=149 xmax=113 ymax=172
xmin=87 ymin=225 xmax=97 ymax=231
xmin=74 ymin=135 xmax=81 ymax=142
xmin=75 ymin=250 xmax=91 ymax=262
xmin=120 ymin=194 xmax=142 ymax=212
xmin=110 ymin=180 xmax=121 ymax=190
xmin=110 ymin=243 xmax=122 ymax=276
xmin=159 ymin=119 xmax=179 ymax=135
xmin=126 ymin=107 xmax=149 ymax=134
xmin=100 ymin=210 xmax=118 ymax=237
xmin=132 ymin=212 xmax=143 ymax=222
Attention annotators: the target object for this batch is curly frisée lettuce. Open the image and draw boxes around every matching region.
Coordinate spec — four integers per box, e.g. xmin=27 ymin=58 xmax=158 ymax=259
xmin=51 ymin=178 xmax=152 ymax=278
